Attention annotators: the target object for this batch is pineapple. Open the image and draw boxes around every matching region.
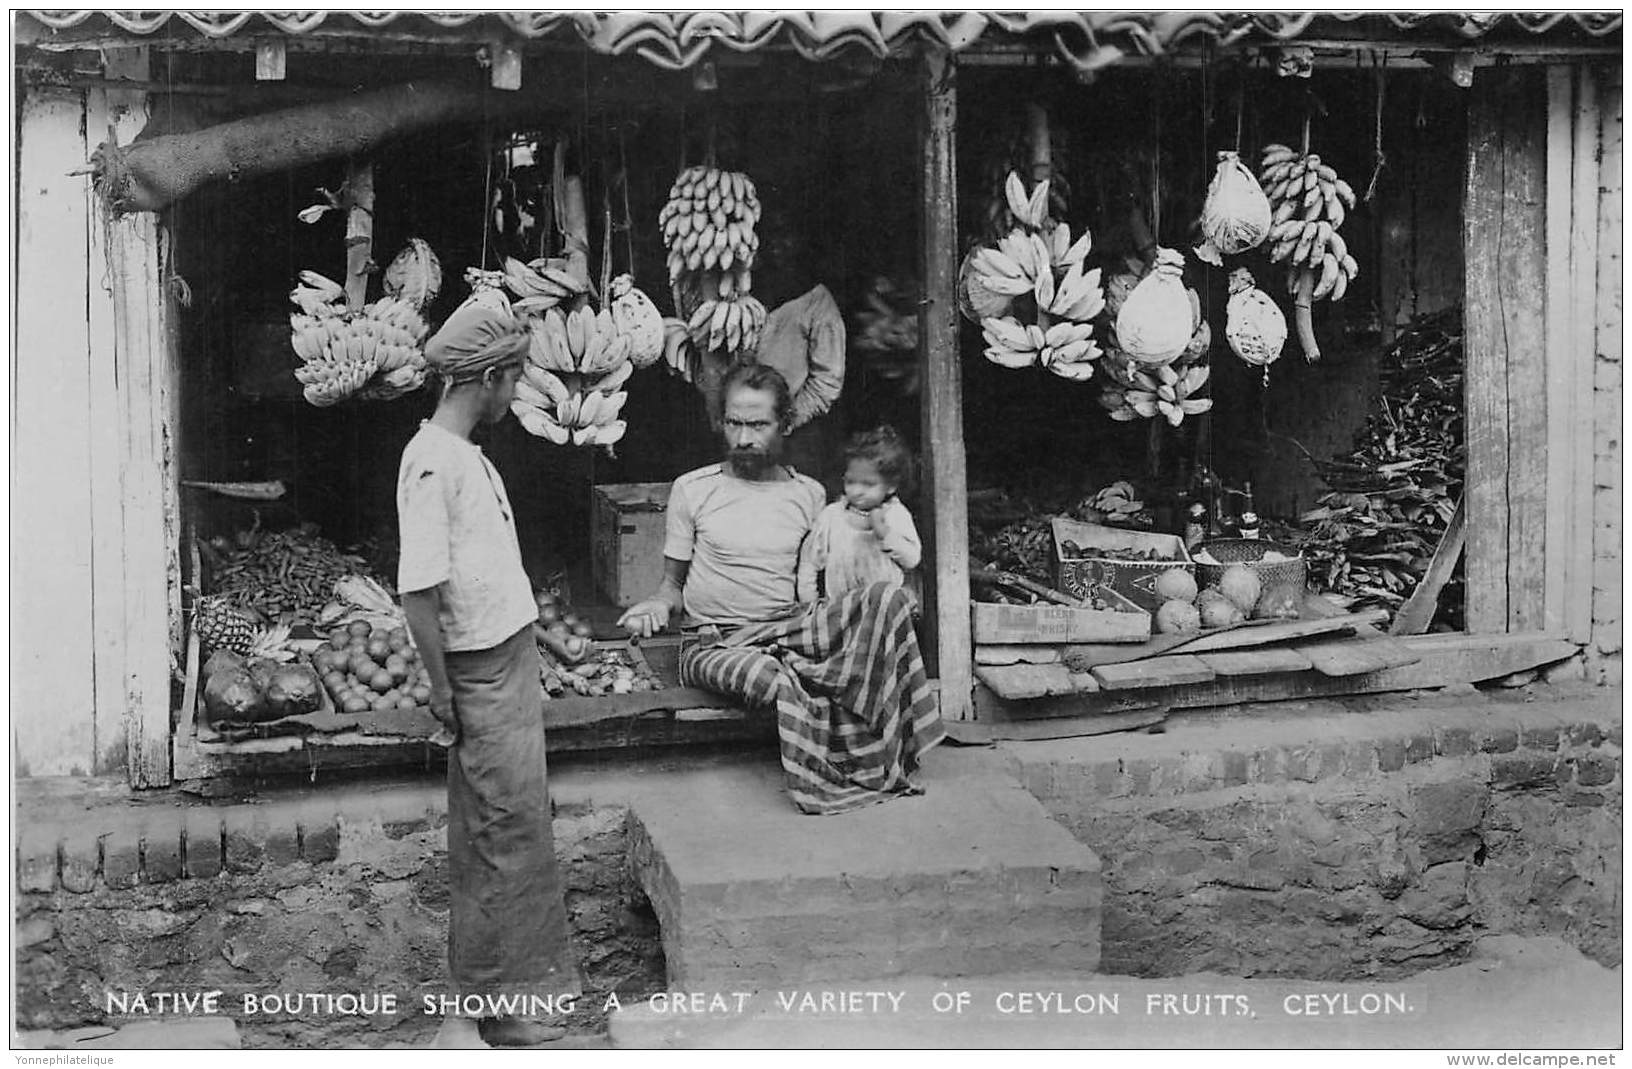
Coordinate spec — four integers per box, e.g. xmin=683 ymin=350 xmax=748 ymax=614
xmin=194 ymin=596 xmax=257 ymax=656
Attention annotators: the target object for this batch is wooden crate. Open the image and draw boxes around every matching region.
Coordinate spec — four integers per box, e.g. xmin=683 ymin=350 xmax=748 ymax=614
xmin=591 ymin=482 xmax=671 ymax=608
xmin=971 ymin=588 xmax=1150 ymax=645
xmin=1051 ymin=517 xmax=1194 ymax=613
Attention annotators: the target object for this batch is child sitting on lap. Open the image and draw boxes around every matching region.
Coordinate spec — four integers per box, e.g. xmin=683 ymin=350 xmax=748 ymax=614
xmin=799 ymin=425 xmax=922 ymax=607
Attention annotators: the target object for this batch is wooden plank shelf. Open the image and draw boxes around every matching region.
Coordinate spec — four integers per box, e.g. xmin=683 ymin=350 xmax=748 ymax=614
xmin=1298 ymin=628 xmax=1422 ymax=677
xmin=1091 ymin=654 xmax=1216 ymax=691
xmin=1196 ymin=648 xmax=1315 ymax=677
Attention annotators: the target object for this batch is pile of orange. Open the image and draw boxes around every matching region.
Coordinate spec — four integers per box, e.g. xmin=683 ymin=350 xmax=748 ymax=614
xmin=313 ymin=620 xmax=433 ymax=715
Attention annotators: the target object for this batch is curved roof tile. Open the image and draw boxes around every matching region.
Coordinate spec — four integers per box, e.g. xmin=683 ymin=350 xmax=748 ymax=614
xmin=20 ymin=11 xmax=1622 ymax=71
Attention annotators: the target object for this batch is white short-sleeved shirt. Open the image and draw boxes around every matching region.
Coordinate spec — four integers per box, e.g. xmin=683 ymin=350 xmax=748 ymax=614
xmin=800 ymin=497 xmax=922 ymax=599
xmin=663 ymin=463 xmax=825 ymax=625
xmin=396 ymin=422 xmax=537 ymax=652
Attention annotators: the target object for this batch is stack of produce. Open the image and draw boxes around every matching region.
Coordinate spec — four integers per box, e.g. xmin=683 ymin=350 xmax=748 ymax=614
xmin=313 ymin=620 xmax=434 ymax=716
xmin=289 ymin=270 xmax=432 ymax=405
xmin=1142 ymin=564 xmax=1301 ymax=635
xmin=1258 ymin=144 xmax=1360 ymax=362
xmin=660 ymin=165 xmax=767 ymax=358
xmin=203 ymin=525 xmax=375 ymax=625
xmin=1286 ymin=307 xmax=1466 ymax=626
xmin=541 ymin=646 xmax=663 ymax=699
xmin=961 ymin=172 xmax=1104 ymax=382
xmin=200 ymin=646 xmax=327 ymax=729
xmin=510 ymin=305 xmax=632 ymax=448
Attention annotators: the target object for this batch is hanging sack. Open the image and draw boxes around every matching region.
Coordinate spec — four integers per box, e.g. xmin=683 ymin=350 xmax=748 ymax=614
xmin=1113 ymin=248 xmax=1194 ymax=366
xmin=1195 ymin=151 xmax=1273 ymax=267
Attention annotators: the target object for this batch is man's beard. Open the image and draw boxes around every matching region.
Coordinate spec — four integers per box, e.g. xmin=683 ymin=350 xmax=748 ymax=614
xmin=726 ymin=443 xmax=781 ymax=478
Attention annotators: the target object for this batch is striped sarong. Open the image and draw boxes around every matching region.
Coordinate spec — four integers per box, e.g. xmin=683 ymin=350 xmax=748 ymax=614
xmin=680 ymin=582 xmax=946 ymax=814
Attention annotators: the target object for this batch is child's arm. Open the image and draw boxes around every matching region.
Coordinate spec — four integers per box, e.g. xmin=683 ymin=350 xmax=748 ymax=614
xmin=873 ymin=498 xmax=922 ymax=571
xmin=797 ymin=511 xmax=830 ymax=604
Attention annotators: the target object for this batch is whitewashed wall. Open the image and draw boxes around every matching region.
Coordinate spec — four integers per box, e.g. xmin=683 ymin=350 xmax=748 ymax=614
xmin=14 ymin=70 xmax=180 ymax=783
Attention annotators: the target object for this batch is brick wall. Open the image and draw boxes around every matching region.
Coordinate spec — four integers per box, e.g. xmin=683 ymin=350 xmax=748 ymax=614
xmin=14 ymin=788 xmax=664 ymax=1041
xmin=1009 ymin=694 xmax=1622 ymax=979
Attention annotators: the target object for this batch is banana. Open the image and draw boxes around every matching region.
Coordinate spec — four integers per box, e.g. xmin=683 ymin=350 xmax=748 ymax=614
xmin=688 ymin=299 xmax=715 ymax=336
xmin=1333 ymin=178 xmax=1357 ymax=208
xmin=1292 ymin=223 xmax=1318 ymax=267
xmin=525 ymin=365 xmax=571 ymax=406
xmin=1303 ymin=183 xmax=1324 ymax=213
xmin=299 ymin=271 xmax=345 ymax=301
xmin=709 ymin=299 xmax=730 ymax=350
xmin=1261 ymin=144 xmax=1296 ymax=166
xmin=1272 ymin=198 xmax=1300 ymax=226
xmin=1324 ymin=188 xmax=1346 ymax=229
xmin=1329 ymin=231 xmax=1349 ymax=263
xmin=1314 ymin=252 xmax=1341 ymax=299
xmin=592 ymin=361 xmax=633 ymax=394
xmin=980 ymin=243 xmax=1025 ymax=281
xmin=1340 ymin=254 xmax=1359 ymax=279
xmin=1004 ymin=172 xmax=1029 ymax=222
xmin=576 ymin=390 xmax=604 ymax=429
xmin=1033 ymin=263 xmax=1055 ymax=311
xmin=596 ymin=392 xmax=628 ymax=424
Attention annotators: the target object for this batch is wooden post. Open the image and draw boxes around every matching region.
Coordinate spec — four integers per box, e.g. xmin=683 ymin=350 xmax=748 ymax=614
xmin=1500 ymin=69 xmax=1548 ymax=634
xmin=1464 ymin=67 xmax=1548 ymax=635
xmin=1590 ymin=62 xmax=1622 ymax=660
xmin=344 ymin=158 xmax=374 ymax=312
xmin=918 ymin=48 xmax=973 ymax=720
xmin=15 ymin=85 xmax=98 ymax=776
xmin=1542 ymin=66 xmax=1574 ymax=636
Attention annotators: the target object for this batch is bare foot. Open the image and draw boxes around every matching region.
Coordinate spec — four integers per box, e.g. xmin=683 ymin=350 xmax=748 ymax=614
xmin=479 ymin=1017 xmax=567 ymax=1046
xmin=429 ymin=1017 xmax=488 ymax=1049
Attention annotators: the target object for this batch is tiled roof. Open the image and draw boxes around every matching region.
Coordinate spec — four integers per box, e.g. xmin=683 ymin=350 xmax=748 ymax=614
xmin=21 ymin=11 xmax=1623 ymax=71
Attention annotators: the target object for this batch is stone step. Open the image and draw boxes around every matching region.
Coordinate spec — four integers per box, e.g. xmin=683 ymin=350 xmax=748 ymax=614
xmin=623 ymin=748 xmax=1102 ymax=991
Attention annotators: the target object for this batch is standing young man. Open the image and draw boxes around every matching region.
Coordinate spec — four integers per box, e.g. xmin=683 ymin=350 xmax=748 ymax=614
xmin=397 ymin=302 xmax=577 ymax=1048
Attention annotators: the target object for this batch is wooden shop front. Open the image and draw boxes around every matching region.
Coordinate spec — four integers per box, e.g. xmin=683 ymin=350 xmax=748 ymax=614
xmin=10 ymin=12 xmax=1623 ymax=789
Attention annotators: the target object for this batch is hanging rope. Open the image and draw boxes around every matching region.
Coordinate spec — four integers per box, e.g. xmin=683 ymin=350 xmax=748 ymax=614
xmin=618 ymin=122 xmax=635 ymax=280
xmin=478 ymin=84 xmax=495 ymax=271
xmin=1364 ymin=52 xmax=1389 ymax=204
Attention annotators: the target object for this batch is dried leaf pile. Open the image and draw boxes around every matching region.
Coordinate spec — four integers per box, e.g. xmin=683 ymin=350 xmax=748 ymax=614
xmin=1281 ymin=307 xmax=1466 ymax=627
xmin=967 ymin=484 xmax=1152 ymax=597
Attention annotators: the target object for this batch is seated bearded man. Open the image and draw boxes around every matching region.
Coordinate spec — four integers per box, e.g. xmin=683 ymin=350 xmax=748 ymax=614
xmin=617 ymin=363 xmax=944 ymax=814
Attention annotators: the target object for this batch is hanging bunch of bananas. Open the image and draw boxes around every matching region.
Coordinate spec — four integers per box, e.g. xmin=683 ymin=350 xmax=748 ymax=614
xmin=510 ymin=305 xmax=632 ymax=450
xmin=659 ymin=165 xmax=767 ymax=359
xmin=289 ymin=272 xmax=430 ymax=406
xmin=1259 ymin=143 xmax=1360 ymax=362
xmin=979 ymin=125 xmax=1071 ymax=242
xmin=381 ymin=237 xmax=443 ymax=311
xmin=501 ymin=255 xmax=589 ymax=318
xmin=1098 ymin=362 xmax=1213 ymax=428
xmin=963 ymin=173 xmax=1103 ymax=382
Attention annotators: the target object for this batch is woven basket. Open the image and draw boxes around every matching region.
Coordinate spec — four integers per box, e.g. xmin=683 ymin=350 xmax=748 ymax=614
xmin=1193 ymin=538 xmax=1307 ymax=593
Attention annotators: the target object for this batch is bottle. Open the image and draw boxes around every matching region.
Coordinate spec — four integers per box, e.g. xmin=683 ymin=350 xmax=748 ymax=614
xmin=1184 ymin=503 xmax=1209 ymax=552
xmin=1192 ymin=464 xmax=1223 ymax=532
xmin=1237 ymin=481 xmax=1259 ymax=539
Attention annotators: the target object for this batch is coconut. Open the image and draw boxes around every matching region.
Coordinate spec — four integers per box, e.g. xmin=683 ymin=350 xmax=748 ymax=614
xmin=1254 ymin=583 xmax=1302 ymax=620
xmin=1198 ymin=595 xmax=1242 ymax=630
xmin=1154 ymin=568 xmax=1199 ymax=604
xmin=1217 ymin=565 xmax=1262 ymax=614
xmin=1155 ymin=599 xmax=1202 ymax=634
xmin=203 ymin=669 xmax=266 ymax=726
